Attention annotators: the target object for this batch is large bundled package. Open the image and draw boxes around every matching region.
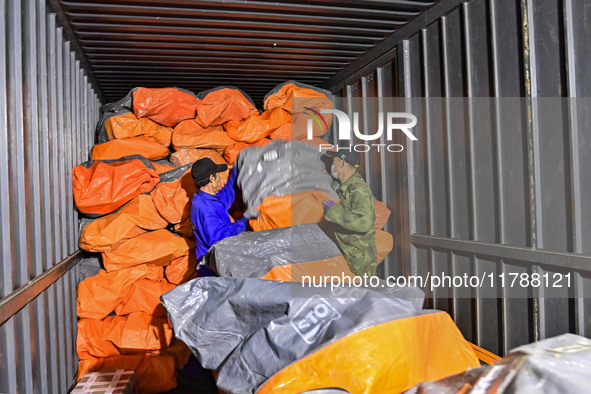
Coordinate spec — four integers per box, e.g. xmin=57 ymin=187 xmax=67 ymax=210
xmin=77 ymin=354 xmax=177 ymax=394
xmin=104 ymin=112 xmax=173 ymax=146
xmin=223 ymin=138 xmax=271 ymax=165
xmin=169 ymin=147 xmax=227 ymax=168
xmin=195 ymin=86 xmax=258 ymax=128
xmin=102 ymin=229 xmax=193 ymax=271
xmin=114 ymin=278 xmax=176 ymax=317
xmin=203 ymin=223 xmax=354 ymax=282
xmin=150 ymin=159 xmax=175 ymax=174
xmin=77 ymin=312 xmax=173 ymax=359
xmin=165 ymin=253 xmax=198 ymax=285
xmin=224 ymin=107 xmax=290 ymax=143
xmin=149 ymin=165 xmax=197 ymax=224
xmin=95 ymin=88 xmax=136 ymax=144
xmin=77 ymin=265 xmax=164 ymax=320
xmin=161 ymin=277 xmax=479 ymax=394
xmin=79 ymin=194 xmax=168 ymax=252
xmin=406 ymin=334 xmax=591 ymax=393
xmin=171 ymin=121 xmax=236 ymax=151
xmin=263 ymin=81 xmax=334 ymax=140
xmin=133 ymin=87 xmax=200 ymax=127
xmin=91 ymin=136 xmax=170 ymax=161
xmin=73 ymin=156 xmax=160 ymax=217
xmin=236 ymin=140 xmax=337 ymax=218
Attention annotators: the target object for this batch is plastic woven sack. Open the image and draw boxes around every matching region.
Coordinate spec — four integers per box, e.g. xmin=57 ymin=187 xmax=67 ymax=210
xmin=102 ymin=229 xmax=193 ymax=271
xmin=114 ymin=278 xmax=176 ymax=317
xmin=133 ymin=87 xmax=200 ymax=127
xmin=79 ymin=194 xmax=168 ymax=252
xmin=165 ymin=254 xmax=197 ymax=285
xmin=172 ymin=121 xmax=235 ymax=151
xmin=77 ymin=312 xmax=173 ymax=359
xmin=223 ymin=138 xmax=272 ymax=166
xmin=91 ymin=136 xmax=170 ymax=161
xmin=225 ymin=107 xmax=290 ymax=143
xmin=149 ymin=165 xmax=197 ymax=224
xmin=104 ymin=112 xmax=173 ymax=146
xmin=77 ymin=354 xmax=177 ymax=394
xmin=77 ymin=265 xmax=164 ymax=320
xmin=73 ymin=156 xmax=160 ymax=217
xmin=195 ymin=86 xmax=258 ymax=128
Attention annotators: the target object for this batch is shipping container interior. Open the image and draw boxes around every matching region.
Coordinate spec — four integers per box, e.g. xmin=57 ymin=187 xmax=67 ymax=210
xmin=1 ymin=0 xmax=590 ymax=392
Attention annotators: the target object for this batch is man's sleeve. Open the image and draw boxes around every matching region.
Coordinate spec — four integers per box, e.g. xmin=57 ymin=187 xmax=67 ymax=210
xmin=200 ymin=209 xmax=247 ymax=246
xmin=217 ymin=166 xmax=238 ymax=208
xmin=324 ymin=185 xmax=375 ymax=233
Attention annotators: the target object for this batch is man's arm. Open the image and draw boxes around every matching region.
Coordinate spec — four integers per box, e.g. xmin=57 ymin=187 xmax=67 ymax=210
xmin=325 ymin=185 xmax=375 ymax=233
xmin=217 ymin=166 xmax=238 ymax=208
xmin=199 ymin=209 xmax=247 ymax=246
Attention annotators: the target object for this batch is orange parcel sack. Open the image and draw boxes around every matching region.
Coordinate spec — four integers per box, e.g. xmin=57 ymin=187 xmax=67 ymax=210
xmin=172 ymin=217 xmax=193 ymax=238
xmin=171 ymin=120 xmax=235 ymax=151
xmin=376 ymin=229 xmax=394 ymax=263
xmin=79 ymin=194 xmax=168 ymax=252
xmin=73 ymin=157 xmax=160 ymax=217
xmin=224 ymin=107 xmax=290 ymax=143
xmin=249 ymin=190 xmax=336 ymax=232
xmin=104 ymin=112 xmax=173 ymax=146
xmin=290 ymin=111 xmax=333 ymax=139
xmin=77 ymin=265 xmax=164 ymax=320
xmin=77 ymin=312 xmax=174 ymax=360
xmin=102 ymin=229 xmax=193 ymax=271
xmin=268 ymin=122 xmax=291 ymax=140
xmin=77 ymin=354 xmax=177 ymax=394
xmin=133 ymin=87 xmax=200 ymax=127
xmin=165 ymin=253 xmax=198 ymax=285
xmin=261 ymin=255 xmax=355 ymax=282
xmin=150 ymin=159 xmax=176 ymax=174
xmin=257 ymin=311 xmax=480 ymax=394
xmin=224 ymin=138 xmax=272 ymax=165
xmin=374 ymin=200 xmax=391 ymax=230
xmin=169 ymin=148 xmax=227 ymax=168
xmin=150 ymin=165 xmax=199 ymax=224
xmin=195 ymin=86 xmax=258 ymax=128
xmin=114 ymin=278 xmax=176 ymax=317
xmin=91 ymin=136 xmax=170 ymax=161
xmin=264 ymin=81 xmax=334 ymax=114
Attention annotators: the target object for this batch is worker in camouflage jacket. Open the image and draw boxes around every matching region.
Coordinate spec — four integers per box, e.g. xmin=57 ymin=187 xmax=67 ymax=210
xmin=322 ymin=150 xmax=377 ymax=277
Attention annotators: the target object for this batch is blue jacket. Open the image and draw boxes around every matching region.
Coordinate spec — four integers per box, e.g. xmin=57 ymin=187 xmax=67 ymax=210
xmin=190 ymin=167 xmax=247 ymax=261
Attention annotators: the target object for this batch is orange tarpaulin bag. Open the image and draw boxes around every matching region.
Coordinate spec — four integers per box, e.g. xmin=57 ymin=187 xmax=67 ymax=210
xmin=114 ymin=278 xmax=176 ymax=317
xmin=268 ymin=123 xmax=291 ymax=140
xmin=102 ymin=230 xmax=193 ymax=271
xmin=257 ymin=311 xmax=480 ymax=394
xmin=223 ymin=138 xmax=272 ymax=165
xmin=172 ymin=120 xmax=235 ymax=151
xmin=91 ymin=136 xmax=170 ymax=161
xmin=291 ymin=112 xmax=333 ymax=138
xmin=165 ymin=253 xmax=198 ymax=285
xmin=249 ymin=191 xmax=336 ymax=232
xmin=104 ymin=112 xmax=173 ymax=146
xmin=77 ymin=312 xmax=173 ymax=360
xmin=77 ymin=354 xmax=178 ymax=393
xmin=263 ymin=82 xmax=334 ymax=114
xmin=150 ymin=166 xmax=197 ymax=224
xmin=172 ymin=217 xmax=194 ymax=238
xmin=376 ymin=230 xmax=393 ymax=263
xmin=133 ymin=87 xmax=200 ymax=127
xmin=79 ymin=194 xmax=168 ymax=252
xmin=160 ymin=339 xmax=192 ymax=371
xmin=77 ymin=265 xmax=164 ymax=320
xmin=170 ymin=147 xmax=226 ymax=167
xmin=73 ymin=158 xmax=160 ymax=216
xmin=195 ymin=87 xmax=258 ymax=128
xmin=224 ymin=107 xmax=290 ymax=143
xmin=150 ymin=160 xmax=176 ymax=174
xmin=261 ymin=255 xmax=355 ymax=282
xmin=374 ymin=200 xmax=391 ymax=230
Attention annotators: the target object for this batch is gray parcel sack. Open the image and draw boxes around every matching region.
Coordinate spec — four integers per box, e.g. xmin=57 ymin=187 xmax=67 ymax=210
xmin=161 ymin=277 xmax=425 ymax=394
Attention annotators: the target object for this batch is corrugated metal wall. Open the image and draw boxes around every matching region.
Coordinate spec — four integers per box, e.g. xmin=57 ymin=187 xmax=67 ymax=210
xmin=328 ymin=0 xmax=591 ymax=356
xmin=0 ymin=0 xmax=100 ymax=392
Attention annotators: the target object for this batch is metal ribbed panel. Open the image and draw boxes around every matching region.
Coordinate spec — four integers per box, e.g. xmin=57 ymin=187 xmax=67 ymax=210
xmin=0 ymin=0 xmax=100 ymax=392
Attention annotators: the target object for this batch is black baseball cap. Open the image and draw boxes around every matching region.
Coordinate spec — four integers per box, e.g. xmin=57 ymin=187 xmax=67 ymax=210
xmin=191 ymin=158 xmax=228 ymax=183
xmin=323 ymin=149 xmax=360 ymax=168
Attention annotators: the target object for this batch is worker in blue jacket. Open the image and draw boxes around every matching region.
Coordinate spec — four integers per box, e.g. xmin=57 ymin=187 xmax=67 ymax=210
xmin=190 ymin=158 xmax=248 ymax=262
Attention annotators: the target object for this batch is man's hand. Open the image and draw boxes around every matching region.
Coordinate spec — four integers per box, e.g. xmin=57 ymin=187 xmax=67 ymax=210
xmin=323 ymin=200 xmax=336 ymax=212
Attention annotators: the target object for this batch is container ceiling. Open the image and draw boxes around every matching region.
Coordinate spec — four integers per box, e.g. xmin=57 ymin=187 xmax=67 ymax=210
xmin=55 ymin=0 xmax=438 ymax=104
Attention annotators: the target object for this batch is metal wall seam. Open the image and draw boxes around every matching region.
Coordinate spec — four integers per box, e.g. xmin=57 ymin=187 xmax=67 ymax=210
xmin=73 ymin=60 xmax=80 ymax=242
xmin=376 ymin=66 xmax=391 ymax=275
xmin=56 ymin=28 xmax=67 ymax=261
xmin=67 ymin=51 xmax=76 ymax=253
xmin=63 ymin=43 xmax=72 ymax=255
xmin=360 ymin=76 xmax=371 ymax=190
xmin=0 ymin=0 xmax=13 ymax=300
xmin=46 ymin=284 xmax=59 ymax=393
xmin=420 ymin=28 xmax=434 ymax=237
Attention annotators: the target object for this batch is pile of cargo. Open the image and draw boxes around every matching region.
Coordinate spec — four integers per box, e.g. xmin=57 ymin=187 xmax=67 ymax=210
xmin=73 ymin=82 xmax=390 ymax=392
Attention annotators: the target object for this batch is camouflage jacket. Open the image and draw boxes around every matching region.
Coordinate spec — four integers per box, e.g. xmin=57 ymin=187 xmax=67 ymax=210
xmin=324 ymin=172 xmax=377 ymax=276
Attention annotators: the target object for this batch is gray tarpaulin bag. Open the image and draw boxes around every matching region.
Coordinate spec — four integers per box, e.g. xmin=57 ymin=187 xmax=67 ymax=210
xmin=235 ymin=140 xmax=337 ymax=218
xmin=202 ymin=223 xmax=342 ymax=278
xmin=161 ymin=277 xmax=425 ymax=393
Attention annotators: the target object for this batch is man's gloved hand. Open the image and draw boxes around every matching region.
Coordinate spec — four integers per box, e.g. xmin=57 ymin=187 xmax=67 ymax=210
xmin=323 ymin=200 xmax=336 ymax=212
xmin=237 ymin=215 xmax=249 ymax=224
